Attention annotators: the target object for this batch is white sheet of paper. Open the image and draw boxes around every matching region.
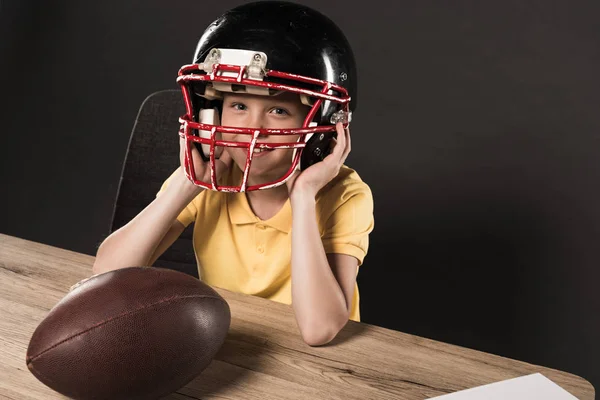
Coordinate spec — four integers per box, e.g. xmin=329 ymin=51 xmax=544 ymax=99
xmin=428 ymin=373 xmax=579 ymax=399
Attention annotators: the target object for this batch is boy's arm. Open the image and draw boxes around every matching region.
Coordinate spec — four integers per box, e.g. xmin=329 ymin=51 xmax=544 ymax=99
xmin=92 ymin=170 xmax=202 ymax=275
xmin=290 ymin=194 xmax=354 ymax=347
xmin=147 ymin=219 xmax=186 ymax=267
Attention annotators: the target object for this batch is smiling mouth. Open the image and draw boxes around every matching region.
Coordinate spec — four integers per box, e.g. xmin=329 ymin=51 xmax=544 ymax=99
xmin=251 ymin=148 xmax=275 ymax=156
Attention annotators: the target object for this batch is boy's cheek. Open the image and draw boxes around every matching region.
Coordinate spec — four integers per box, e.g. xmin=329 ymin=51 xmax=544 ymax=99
xmin=221 ymin=133 xmax=237 ymax=142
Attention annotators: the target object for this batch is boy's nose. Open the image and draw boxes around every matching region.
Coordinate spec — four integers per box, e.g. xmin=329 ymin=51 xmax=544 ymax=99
xmin=246 ymin=113 xmax=265 ymax=130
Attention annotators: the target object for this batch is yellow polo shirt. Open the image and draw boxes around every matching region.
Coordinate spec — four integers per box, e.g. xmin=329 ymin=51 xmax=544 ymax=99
xmin=156 ymin=165 xmax=374 ymax=322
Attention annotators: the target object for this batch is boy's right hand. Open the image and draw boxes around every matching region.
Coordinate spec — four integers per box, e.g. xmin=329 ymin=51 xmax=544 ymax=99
xmin=179 ymin=126 xmax=233 ymax=187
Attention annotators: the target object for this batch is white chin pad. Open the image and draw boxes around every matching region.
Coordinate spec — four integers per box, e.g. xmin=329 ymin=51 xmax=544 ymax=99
xmin=198 ymin=108 xmax=223 ymax=159
xmin=292 ymin=122 xmax=317 ymax=171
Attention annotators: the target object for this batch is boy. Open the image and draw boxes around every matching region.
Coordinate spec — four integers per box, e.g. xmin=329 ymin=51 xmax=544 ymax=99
xmin=92 ymin=1 xmax=374 ymax=346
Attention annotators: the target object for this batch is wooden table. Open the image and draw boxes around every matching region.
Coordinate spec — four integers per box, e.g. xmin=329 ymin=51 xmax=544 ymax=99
xmin=0 ymin=233 xmax=595 ymax=400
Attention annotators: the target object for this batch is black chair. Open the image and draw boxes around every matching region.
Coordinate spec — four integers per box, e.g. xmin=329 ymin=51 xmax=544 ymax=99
xmin=108 ymin=89 xmax=198 ymax=278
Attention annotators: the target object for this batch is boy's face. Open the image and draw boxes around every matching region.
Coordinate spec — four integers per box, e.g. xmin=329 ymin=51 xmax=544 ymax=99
xmin=220 ymin=91 xmax=310 ymax=184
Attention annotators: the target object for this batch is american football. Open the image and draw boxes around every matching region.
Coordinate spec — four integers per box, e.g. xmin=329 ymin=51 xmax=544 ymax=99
xmin=26 ymin=266 xmax=231 ymax=400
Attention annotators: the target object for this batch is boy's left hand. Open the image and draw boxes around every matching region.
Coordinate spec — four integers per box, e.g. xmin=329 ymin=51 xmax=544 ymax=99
xmin=286 ymin=122 xmax=351 ymax=200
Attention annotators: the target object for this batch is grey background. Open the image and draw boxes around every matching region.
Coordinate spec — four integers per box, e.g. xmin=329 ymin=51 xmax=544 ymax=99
xmin=1 ymin=0 xmax=598 ymax=390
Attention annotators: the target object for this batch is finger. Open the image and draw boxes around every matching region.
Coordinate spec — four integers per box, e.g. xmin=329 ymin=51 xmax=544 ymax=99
xmin=178 ymin=125 xmax=187 ymax=153
xmin=329 ymin=122 xmax=346 ymax=162
xmin=180 ymin=138 xmax=205 ymax=179
xmin=342 ymin=125 xmax=351 ymax=161
xmin=189 ymin=142 xmax=204 ymax=167
xmin=179 ymin=136 xmax=188 ymax=170
xmin=179 ymin=128 xmax=198 ymax=165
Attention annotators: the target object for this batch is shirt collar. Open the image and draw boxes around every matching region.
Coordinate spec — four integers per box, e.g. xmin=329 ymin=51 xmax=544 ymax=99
xmin=226 ymin=168 xmax=292 ymax=234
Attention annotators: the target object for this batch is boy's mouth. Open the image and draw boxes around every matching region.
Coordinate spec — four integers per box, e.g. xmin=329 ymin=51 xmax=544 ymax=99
xmin=252 ymin=148 xmax=275 ymax=156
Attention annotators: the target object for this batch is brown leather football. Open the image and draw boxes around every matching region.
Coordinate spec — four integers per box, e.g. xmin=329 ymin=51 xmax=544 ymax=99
xmin=26 ymin=266 xmax=231 ymax=400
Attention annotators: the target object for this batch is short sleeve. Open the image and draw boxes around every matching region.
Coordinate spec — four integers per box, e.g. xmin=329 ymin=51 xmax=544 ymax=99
xmin=321 ymin=187 xmax=375 ymax=267
xmin=156 ymin=167 xmax=198 ymax=228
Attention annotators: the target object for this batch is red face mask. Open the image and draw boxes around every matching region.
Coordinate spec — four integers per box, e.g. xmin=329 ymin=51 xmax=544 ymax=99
xmin=177 ymin=48 xmax=352 ymax=192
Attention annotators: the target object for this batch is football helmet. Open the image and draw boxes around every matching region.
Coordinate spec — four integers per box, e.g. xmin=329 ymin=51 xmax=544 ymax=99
xmin=177 ymin=1 xmax=357 ymax=192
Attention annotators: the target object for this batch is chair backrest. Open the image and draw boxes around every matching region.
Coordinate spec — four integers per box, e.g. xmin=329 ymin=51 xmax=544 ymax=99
xmin=108 ymin=89 xmax=198 ymax=278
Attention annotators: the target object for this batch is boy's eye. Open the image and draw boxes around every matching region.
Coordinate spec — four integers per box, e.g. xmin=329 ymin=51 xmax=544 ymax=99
xmin=231 ymin=103 xmax=247 ymax=111
xmin=270 ymin=107 xmax=289 ymax=115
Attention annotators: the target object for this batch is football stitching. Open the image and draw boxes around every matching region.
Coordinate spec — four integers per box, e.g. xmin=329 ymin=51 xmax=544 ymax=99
xmin=28 ymin=294 xmax=227 ymax=362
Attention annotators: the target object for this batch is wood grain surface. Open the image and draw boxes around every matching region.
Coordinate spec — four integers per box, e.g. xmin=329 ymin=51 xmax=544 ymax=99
xmin=0 ymin=233 xmax=594 ymax=399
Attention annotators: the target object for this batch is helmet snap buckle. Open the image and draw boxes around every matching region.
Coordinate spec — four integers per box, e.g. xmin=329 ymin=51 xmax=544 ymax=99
xmin=330 ymin=110 xmax=352 ymax=125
